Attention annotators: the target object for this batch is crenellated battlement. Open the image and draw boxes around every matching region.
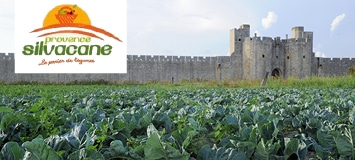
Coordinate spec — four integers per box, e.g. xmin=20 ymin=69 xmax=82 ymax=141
xmin=318 ymin=57 xmax=355 ymax=64
xmin=261 ymin=37 xmax=273 ymax=42
xmin=127 ymin=55 xmax=219 ymax=62
xmin=286 ymin=38 xmax=311 ymax=43
xmin=244 ymin=36 xmax=275 ymax=42
xmin=0 ymin=53 xmax=14 ymax=60
xmin=274 ymin=37 xmax=281 ymax=41
xmin=0 ymin=53 xmax=226 ymax=63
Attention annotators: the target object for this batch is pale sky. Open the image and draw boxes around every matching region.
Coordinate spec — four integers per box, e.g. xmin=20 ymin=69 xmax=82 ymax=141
xmin=1 ymin=0 xmax=354 ymax=58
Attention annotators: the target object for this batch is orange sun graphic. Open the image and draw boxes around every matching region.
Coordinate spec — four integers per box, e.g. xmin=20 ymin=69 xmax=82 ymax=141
xmin=31 ymin=4 xmax=122 ymax=42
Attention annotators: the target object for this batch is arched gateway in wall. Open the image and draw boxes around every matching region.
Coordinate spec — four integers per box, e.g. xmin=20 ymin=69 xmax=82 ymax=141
xmin=271 ymin=68 xmax=282 ymax=78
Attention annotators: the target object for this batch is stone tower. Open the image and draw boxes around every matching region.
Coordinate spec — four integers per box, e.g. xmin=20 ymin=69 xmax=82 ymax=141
xmin=284 ymin=26 xmax=314 ymax=78
xmin=229 ymin=24 xmax=315 ymax=79
xmin=229 ymin=24 xmax=250 ymax=56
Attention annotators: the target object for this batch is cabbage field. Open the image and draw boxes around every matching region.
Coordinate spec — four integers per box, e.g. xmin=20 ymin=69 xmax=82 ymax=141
xmin=0 ymin=85 xmax=355 ymax=159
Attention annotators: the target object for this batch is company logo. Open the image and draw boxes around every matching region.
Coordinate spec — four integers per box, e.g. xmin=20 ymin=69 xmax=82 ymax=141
xmin=26 ymin=4 xmax=122 ymax=56
xmin=15 ymin=1 xmax=127 ymax=73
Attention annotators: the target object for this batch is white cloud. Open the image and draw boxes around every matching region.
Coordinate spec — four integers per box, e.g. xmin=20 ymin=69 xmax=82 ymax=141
xmin=330 ymin=13 xmax=346 ymax=31
xmin=315 ymin=51 xmax=327 ymax=58
xmin=262 ymin=11 xmax=278 ymax=29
